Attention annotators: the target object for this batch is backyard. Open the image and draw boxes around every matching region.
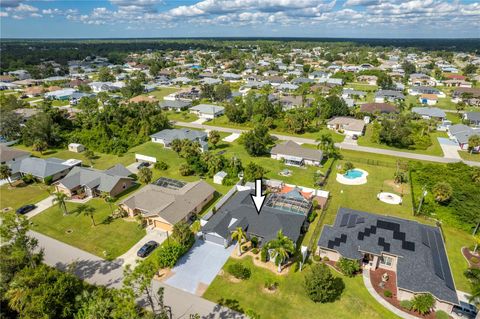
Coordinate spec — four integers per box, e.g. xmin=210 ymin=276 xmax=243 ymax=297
xmin=30 ymin=197 xmax=146 ymax=259
xmin=203 ymin=257 xmax=400 ymax=319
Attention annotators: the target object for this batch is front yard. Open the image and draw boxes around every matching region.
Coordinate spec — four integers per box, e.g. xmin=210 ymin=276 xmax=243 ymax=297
xmin=204 ymin=257 xmax=400 ymax=319
xmin=30 ymin=198 xmax=146 ymax=259
xmin=0 ymin=183 xmax=52 ymax=210
xmin=458 ymin=150 xmax=480 ymax=162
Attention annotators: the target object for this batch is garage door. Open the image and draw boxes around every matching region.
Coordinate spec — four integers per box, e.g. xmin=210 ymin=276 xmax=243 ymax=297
xmin=154 ymin=220 xmax=173 ymax=232
xmin=204 ymin=233 xmax=226 ymax=246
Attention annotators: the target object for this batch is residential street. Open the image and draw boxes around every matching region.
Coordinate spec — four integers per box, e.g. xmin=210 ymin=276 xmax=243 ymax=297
xmin=30 ymin=231 xmax=243 ymax=319
xmin=174 ymin=121 xmax=480 ymax=167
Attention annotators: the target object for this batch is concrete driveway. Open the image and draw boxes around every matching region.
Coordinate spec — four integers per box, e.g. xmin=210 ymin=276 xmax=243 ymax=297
xmin=165 ymin=240 xmax=234 ymax=295
xmin=117 ymin=228 xmax=167 ymax=267
xmin=126 ymin=162 xmax=140 ymax=174
xmin=25 ymin=195 xmax=55 ymax=219
xmin=438 ymin=137 xmax=461 ymax=159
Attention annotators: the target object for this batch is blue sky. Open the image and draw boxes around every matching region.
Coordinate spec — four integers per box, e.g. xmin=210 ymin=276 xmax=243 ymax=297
xmin=1 ymin=0 xmax=479 ymax=38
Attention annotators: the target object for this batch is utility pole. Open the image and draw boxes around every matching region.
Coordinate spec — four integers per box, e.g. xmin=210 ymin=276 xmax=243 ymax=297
xmin=416 ymin=185 xmax=427 ymax=216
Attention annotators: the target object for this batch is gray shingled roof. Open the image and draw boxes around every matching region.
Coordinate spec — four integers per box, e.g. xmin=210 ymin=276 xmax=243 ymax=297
xmin=190 ymin=104 xmax=225 ymax=115
xmin=150 ymin=128 xmax=207 ymax=145
xmin=318 ymin=208 xmax=458 ymax=305
xmin=411 ymin=107 xmax=446 ymax=118
xmin=270 ymin=141 xmax=323 ymax=162
xmin=448 ymin=124 xmax=480 ymax=144
xmin=159 ymin=100 xmax=191 ymax=110
xmin=121 ymin=180 xmax=215 ymax=224
xmin=375 ymin=90 xmax=405 ymax=99
xmin=10 ymin=157 xmax=70 ymax=178
xmin=58 ymin=165 xmax=133 ymax=193
xmin=0 ymin=145 xmax=30 ymax=163
xmin=202 ymin=190 xmax=308 ymax=244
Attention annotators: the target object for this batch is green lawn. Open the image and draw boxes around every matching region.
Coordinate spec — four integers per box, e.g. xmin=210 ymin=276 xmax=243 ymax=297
xmin=166 ymin=110 xmax=199 ymax=122
xmin=143 ymin=88 xmax=179 ymax=101
xmin=52 ymin=100 xmax=70 ymax=106
xmin=12 ymin=145 xmax=134 ymax=170
xmin=0 ymin=183 xmax=52 ymax=210
xmin=458 ymin=151 xmax=480 ymax=162
xmin=204 ymin=257 xmax=400 ymax=319
xmin=357 ymin=125 xmax=446 ymax=157
xmin=445 ymin=112 xmax=463 ymax=124
xmin=346 ymin=82 xmax=379 ymax=92
xmin=30 ymin=197 xmax=146 ymax=259
xmin=207 ymin=115 xmax=345 ymax=143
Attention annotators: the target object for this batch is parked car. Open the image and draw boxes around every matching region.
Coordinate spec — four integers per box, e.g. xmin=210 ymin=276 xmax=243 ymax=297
xmin=137 ymin=240 xmax=159 ymax=258
xmin=137 ymin=161 xmax=150 ymax=169
xmin=352 ymin=135 xmax=358 ymax=140
xmin=16 ymin=204 xmax=36 ymax=215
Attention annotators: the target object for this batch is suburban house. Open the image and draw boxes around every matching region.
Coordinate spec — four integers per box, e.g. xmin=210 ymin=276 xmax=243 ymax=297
xmin=159 ymin=100 xmax=192 ymax=112
xmin=270 ymin=141 xmax=323 ymax=166
xmin=408 ymin=86 xmax=446 ymax=98
xmin=452 ymin=88 xmax=480 ymax=106
xmin=419 ymin=94 xmax=439 ymax=105
xmin=150 ymin=128 xmax=208 ymax=151
xmin=120 ymin=178 xmax=215 ymax=231
xmin=359 ymin=103 xmax=398 ymax=114
xmin=317 ymin=208 xmax=459 ymax=314
xmin=9 ymin=157 xmax=81 ymax=183
xmin=463 ymin=112 xmax=480 ymax=127
xmin=0 ymin=145 xmax=30 ymax=165
xmin=447 ymin=124 xmax=480 ymax=151
xmin=202 ymin=186 xmax=312 ymax=247
xmin=189 ymin=104 xmax=225 ymax=119
xmin=411 ymin=107 xmax=446 ymax=121
xmin=374 ymin=90 xmax=405 ymax=103
xmin=44 ymin=88 xmax=76 ymax=100
xmin=55 ymin=164 xmax=135 ymax=198
xmin=409 ymin=73 xmax=437 ymax=87
xmin=327 ymin=117 xmax=366 ymax=137
xmin=342 ymin=89 xmax=367 ymax=100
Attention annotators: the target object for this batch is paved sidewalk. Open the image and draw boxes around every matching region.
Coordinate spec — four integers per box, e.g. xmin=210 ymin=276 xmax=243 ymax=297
xmin=25 ymin=195 xmax=55 ymax=219
xmin=174 ymin=121 xmax=480 ymax=167
xmin=362 ymin=270 xmax=417 ymax=319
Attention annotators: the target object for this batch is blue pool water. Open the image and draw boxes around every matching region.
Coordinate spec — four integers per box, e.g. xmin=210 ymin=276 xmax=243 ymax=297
xmin=344 ymin=169 xmax=364 ymax=179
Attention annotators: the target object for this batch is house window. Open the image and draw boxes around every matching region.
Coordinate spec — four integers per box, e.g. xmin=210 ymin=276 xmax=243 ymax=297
xmin=380 ymin=256 xmax=393 ymax=267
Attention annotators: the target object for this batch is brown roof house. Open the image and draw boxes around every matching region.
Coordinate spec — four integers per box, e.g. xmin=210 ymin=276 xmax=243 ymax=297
xmin=327 ymin=117 xmax=366 ymax=137
xmin=120 ymin=178 xmax=215 ymax=231
xmin=360 ymin=103 xmax=398 ymax=114
xmin=271 ymin=141 xmax=323 ymax=167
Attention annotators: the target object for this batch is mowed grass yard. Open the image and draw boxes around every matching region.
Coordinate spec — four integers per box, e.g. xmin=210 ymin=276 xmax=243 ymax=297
xmin=358 ymin=125 xmax=447 ymax=157
xmin=30 ymin=197 xmax=146 ymax=259
xmin=204 ymin=257 xmax=400 ymax=319
xmin=165 ymin=110 xmax=199 ymax=122
xmin=0 ymin=183 xmax=52 ymax=210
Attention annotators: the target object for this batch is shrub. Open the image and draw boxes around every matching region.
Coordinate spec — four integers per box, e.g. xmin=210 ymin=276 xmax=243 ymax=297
xmin=384 ymin=290 xmax=392 ymax=298
xmin=44 ymin=175 xmax=53 ymax=185
xmin=342 ymin=162 xmax=354 ymax=173
xmin=308 ymin=210 xmax=318 ymax=223
xmin=435 ymin=310 xmax=449 ymax=319
xmin=241 ymin=245 xmax=248 ymax=252
xmin=337 ymin=257 xmax=360 ymax=277
xmin=323 ymin=256 xmax=329 ymax=262
xmin=400 ymin=300 xmax=413 ymax=310
xmin=411 ymin=294 xmax=435 ymax=315
xmin=470 ymin=256 xmax=479 ymax=264
xmin=260 ymin=247 xmax=267 ymax=262
xmin=227 ymin=263 xmax=251 ymax=280
xmin=179 ymin=164 xmax=194 ymax=176
xmin=264 ymin=278 xmax=279 ymax=290
xmin=313 ymin=255 xmax=321 ymax=262
xmin=251 ymin=248 xmax=259 ymax=254
xmin=156 ymin=242 xmax=185 ymax=268
xmin=154 ymin=161 xmax=168 ymax=170
xmin=304 ymin=263 xmax=345 ymax=303
xmin=250 ymin=236 xmax=259 ymax=248
xmin=22 ymin=174 xmax=35 ymax=184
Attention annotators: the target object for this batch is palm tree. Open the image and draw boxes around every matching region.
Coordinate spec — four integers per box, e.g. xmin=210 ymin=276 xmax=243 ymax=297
xmin=0 ymin=164 xmax=13 ymax=187
xmin=231 ymin=227 xmax=247 ymax=256
xmin=315 ymin=133 xmax=336 ymax=158
xmin=76 ymin=204 xmax=96 ymax=226
xmin=137 ymin=167 xmax=152 ymax=185
xmin=464 ymin=269 xmax=480 ymax=307
xmin=52 ymin=192 xmax=68 ymax=215
xmin=432 ymin=182 xmax=453 ymax=203
xmin=267 ymin=230 xmax=295 ymax=273
xmin=468 ymin=135 xmax=480 ymax=155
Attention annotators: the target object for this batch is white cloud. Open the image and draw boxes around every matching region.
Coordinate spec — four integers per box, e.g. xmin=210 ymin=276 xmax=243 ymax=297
xmin=0 ymin=11 xmax=9 ymax=17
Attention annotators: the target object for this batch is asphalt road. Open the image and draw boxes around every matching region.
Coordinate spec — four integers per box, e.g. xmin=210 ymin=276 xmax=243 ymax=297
xmin=174 ymin=121 xmax=480 ymax=167
xmin=30 ymin=231 xmax=243 ymax=319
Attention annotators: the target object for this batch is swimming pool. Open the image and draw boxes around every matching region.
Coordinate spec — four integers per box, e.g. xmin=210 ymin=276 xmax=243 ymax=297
xmin=344 ymin=169 xmax=364 ymax=179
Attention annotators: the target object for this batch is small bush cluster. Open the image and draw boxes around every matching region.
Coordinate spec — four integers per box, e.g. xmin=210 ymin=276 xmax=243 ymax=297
xmin=337 ymin=257 xmax=360 ymax=277
xmin=260 ymin=247 xmax=267 ymax=262
xmin=435 ymin=310 xmax=449 ymax=319
xmin=154 ymin=161 xmax=168 ymax=170
xmin=470 ymin=256 xmax=479 ymax=264
xmin=313 ymin=255 xmax=321 ymax=262
xmin=227 ymin=263 xmax=251 ymax=280
xmin=264 ymin=279 xmax=279 ymax=291
xmin=383 ymin=290 xmax=392 ymax=298
xmin=400 ymin=300 xmax=413 ymax=310
xmin=251 ymin=248 xmax=259 ymax=254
